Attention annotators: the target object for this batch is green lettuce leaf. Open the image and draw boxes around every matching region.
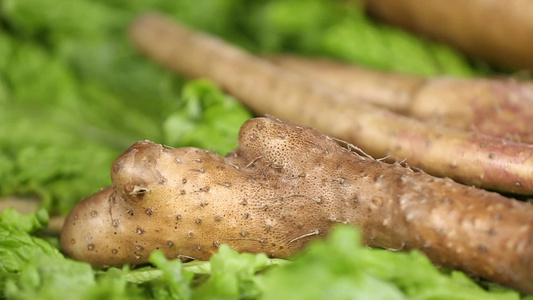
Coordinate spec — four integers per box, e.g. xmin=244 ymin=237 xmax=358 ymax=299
xmin=0 ymin=207 xmax=48 ymax=234
xmin=0 ymin=209 xmax=61 ymax=275
xmin=261 ymin=226 xmax=520 ymax=300
xmin=83 ymin=268 xmax=145 ymax=300
xmin=0 ymin=209 xmax=62 ymax=296
xmin=193 ymin=245 xmax=270 ymax=300
xmin=242 ymin=0 xmax=480 ymax=76
xmin=3 ymin=255 xmax=146 ymax=300
xmin=147 ymin=251 xmax=194 ymax=300
xmin=3 ymin=255 xmax=95 ymax=300
xmin=163 ymin=80 xmax=252 ymax=155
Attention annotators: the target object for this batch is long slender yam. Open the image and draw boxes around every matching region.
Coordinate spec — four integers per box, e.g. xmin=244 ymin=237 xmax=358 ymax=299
xmin=269 ymin=55 xmax=533 ymax=143
xmin=411 ymin=78 xmax=533 ymax=143
xmin=267 ymin=55 xmax=425 ymax=114
xmin=129 ymin=13 xmax=533 ymax=194
xmin=363 ymin=0 xmax=533 ymax=70
xmin=61 ymin=117 xmax=533 ymax=293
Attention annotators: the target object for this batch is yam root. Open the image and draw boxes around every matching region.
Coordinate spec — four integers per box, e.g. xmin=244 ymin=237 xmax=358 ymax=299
xmin=61 ymin=117 xmax=533 ymax=294
xmin=267 ymin=55 xmax=425 ymax=114
xmin=363 ymin=0 xmax=533 ymax=70
xmin=268 ymin=55 xmax=533 ymax=143
xmin=129 ymin=13 xmax=533 ymax=194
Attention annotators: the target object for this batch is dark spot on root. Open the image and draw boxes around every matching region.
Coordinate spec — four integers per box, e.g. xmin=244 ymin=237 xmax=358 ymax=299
xmin=488 ymin=153 xmax=495 ymax=159
xmin=195 ymin=219 xmax=202 ymax=224
xmin=113 ymin=161 xmax=124 ymax=173
xmin=112 ymin=249 xmax=118 ymax=255
xmin=136 ymin=245 xmax=144 ymax=251
xmin=167 ymin=241 xmax=174 ymax=247
xmin=90 ymin=210 xmax=98 ymax=218
xmin=70 ymin=239 xmax=76 ymax=244
xmin=215 ymin=215 xmax=222 ymax=222
xmin=137 ymin=227 xmax=144 ymax=235
xmin=145 ymin=209 xmax=153 ymax=216
xmin=332 ymin=177 xmax=345 ymax=184
xmin=372 ymin=197 xmax=383 ymax=207
xmin=87 ymin=244 xmax=95 ymax=251
xmin=131 ymin=185 xmax=148 ymax=195
xmin=220 ymin=182 xmax=232 ymax=188
xmin=441 ymin=198 xmax=453 ymax=205
xmin=112 ymin=219 xmax=119 ymax=227
xmin=188 ymin=231 xmax=194 ymax=238
xmin=477 ymin=245 xmax=489 ymax=253
xmin=176 ymin=214 xmax=182 ymax=220
xmin=213 ymin=241 xmax=220 ymax=247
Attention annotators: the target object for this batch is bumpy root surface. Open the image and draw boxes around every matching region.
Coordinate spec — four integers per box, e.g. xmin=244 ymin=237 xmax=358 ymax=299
xmin=61 ymin=117 xmax=533 ymax=294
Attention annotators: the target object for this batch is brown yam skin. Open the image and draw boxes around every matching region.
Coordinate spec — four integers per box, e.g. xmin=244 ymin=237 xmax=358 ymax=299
xmin=129 ymin=13 xmax=533 ymax=194
xmin=364 ymin=0 xmax=533 ymax=70
xmin=411 ymin=78 xmax=533 ymax=143
xmin=270 ymin=55 xmax=533 ymax=143
xmin=267 ymin=55 xmax=424 ymax=114
xmin=61 ymin=117 xmax=533 ymax=294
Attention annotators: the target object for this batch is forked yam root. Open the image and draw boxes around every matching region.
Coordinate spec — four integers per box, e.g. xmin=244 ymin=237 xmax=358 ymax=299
xmin=61 ymin=117 xmax=533 ymax=294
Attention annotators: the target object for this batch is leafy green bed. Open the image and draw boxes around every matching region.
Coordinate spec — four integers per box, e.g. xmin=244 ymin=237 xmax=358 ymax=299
xmin=1 ymin=208 xmax=522 ymax=300
xmin=0 ymin=0 xmax=526 ymax=299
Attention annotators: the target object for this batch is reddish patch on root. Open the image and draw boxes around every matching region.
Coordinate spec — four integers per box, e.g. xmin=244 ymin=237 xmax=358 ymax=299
xmin=469 ymin=82 xmax=533 ymax=142
xmin=467 ymin=134 xmax=533 ymax=193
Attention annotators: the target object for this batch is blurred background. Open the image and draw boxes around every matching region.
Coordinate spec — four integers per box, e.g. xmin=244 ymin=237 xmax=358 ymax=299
xmin=2 ymin=0 xmax=533 ymax=298
xmin=1 ymin=0 xmax=504 ymax=216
